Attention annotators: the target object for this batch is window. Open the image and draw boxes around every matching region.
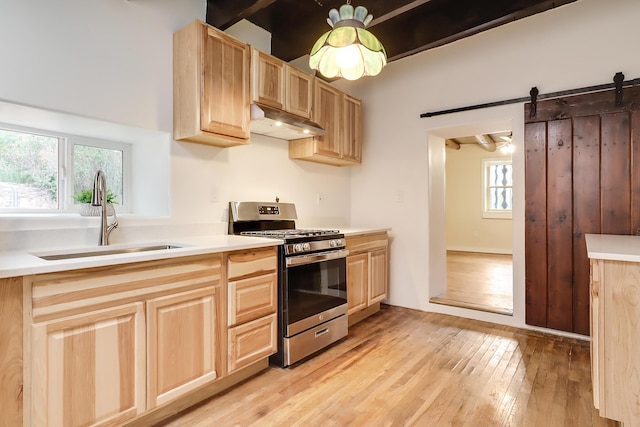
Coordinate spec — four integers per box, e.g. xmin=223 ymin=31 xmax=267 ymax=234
xmin=483 ymin=159 xmax=512 ymax=219
xmin=0 ymin=126 xmax=130 ymax=213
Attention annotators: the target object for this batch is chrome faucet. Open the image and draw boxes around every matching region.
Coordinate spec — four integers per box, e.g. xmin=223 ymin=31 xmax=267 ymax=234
xmin=91 ymin=170 xmax=118 ymax=245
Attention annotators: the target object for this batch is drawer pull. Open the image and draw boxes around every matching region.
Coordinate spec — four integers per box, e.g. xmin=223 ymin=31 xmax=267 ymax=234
xmin=315 ymin=328 xmax=329 ymax=338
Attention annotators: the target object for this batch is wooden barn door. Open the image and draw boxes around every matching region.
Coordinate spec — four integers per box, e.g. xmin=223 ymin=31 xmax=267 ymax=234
xmin=525 ymin=86 xmax=640 ymax=335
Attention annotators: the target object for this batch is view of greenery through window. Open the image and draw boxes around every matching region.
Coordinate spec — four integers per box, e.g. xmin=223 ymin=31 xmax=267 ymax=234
xmin=0 ymin=128 xmax=124 ymax=210
xmin=73 ymin=144 xmax=123 ymax=205
xmin=0 ymin=129 xmax=59 ymax=209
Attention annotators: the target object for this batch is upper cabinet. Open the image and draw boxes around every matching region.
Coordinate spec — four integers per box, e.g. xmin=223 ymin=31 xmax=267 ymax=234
xmin=251 ymin=48 xmax=285 ymax=110
xmin=172 ymin=20 xmax=361 ymax=165
xmin=285 ymin=66 xmax=313 ymax=119
xmin=251 ymin=47 xmax=312 ymax=119
xmin=173 ymin=20 xmax=251 ymax=147
xmin=289 ymin=79 xmax=362 ymax=166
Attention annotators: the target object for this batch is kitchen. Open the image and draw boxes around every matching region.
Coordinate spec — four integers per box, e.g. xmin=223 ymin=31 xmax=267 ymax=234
xmin=1 ymin=0 xmax=639 ymax=425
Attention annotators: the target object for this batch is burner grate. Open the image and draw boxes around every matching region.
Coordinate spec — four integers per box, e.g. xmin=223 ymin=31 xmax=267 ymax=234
xmin=240 ymin=229 xmax=339 ymax=238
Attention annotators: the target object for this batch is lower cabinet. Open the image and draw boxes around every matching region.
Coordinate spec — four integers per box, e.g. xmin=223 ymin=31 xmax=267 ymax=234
xmin=346 ymin=232 xmax=389 ymax=323
xmin=26 ymin=254 xmax=225 ymax=427
xmin=226 ymin=248 xmax=278 ymax=374
xmin=20 ymin=247 xmax=280 ymax=426
xmin=347 ymin=253 xmax=368 ymax=315
xmin=228 ymin=314 xmax=277 ymax=372
xmin=147 ymin=286 xmax=222 ymax=408
xmin=31 ymin=302 xmax=146 ymax=427
xmin=589 ymin=257 xmax=640 ymax=425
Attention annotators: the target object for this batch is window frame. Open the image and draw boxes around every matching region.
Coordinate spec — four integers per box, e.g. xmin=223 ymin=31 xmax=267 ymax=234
xmin=482 ymin=158 xmax=513 ymax=219
xmin=0 ymin=124 xmax=131 ymax=214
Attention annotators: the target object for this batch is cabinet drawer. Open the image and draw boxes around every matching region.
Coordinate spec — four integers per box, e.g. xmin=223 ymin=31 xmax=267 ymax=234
xmin=345 ymin=233 xmax=388 ymax=254
xmin=228 ymin=313 xmax=277 ymax=373
xmin=227 ymin=247 xmax=277 ymax=281
xmin=228 ymin=272 xmax=277 ymax=327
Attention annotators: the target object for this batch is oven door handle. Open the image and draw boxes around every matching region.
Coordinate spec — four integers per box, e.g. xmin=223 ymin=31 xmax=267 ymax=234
xmin=285 ymin=249 xmax=349 ymax=267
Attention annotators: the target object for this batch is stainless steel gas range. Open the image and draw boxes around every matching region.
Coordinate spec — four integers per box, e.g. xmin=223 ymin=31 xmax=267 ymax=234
xmin=228 ymin=201 xmax=348 ymax=367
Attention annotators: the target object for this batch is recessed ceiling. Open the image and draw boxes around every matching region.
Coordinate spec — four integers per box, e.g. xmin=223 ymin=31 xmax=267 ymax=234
xmin=206 ymin=0 xmax=576 ymax=63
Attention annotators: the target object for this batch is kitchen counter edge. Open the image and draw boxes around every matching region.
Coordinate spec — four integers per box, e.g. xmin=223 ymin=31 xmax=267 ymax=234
xmin=339 ymin=228 xmax=392 ymax=237
xmin=585 ymin=233 xmax=640 ymax=262
xmin=0 ymin=235 xmax=283 ymax=279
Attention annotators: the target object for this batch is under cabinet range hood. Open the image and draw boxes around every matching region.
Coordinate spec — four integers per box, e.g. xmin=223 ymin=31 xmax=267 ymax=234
xmin=250 ymin=103 xmax=325 ymax=140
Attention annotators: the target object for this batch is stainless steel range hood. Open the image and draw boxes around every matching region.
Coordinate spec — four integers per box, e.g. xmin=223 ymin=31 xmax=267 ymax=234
xmin=250 ymin=103 xmax=324 ymax=140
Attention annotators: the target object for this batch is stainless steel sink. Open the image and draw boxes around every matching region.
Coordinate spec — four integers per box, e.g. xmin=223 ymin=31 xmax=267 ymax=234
xmin=34 ymin=244 xmax=184 ymax=261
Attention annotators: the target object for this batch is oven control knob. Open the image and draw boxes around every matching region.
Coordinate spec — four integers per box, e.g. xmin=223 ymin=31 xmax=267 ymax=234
xmin=330 ymin=239 xmax=342 ymax=247
xmin=294 ymin=244 xmax=303 ymax=252
xmin=303 ymin=243 xmax=311 ymax=251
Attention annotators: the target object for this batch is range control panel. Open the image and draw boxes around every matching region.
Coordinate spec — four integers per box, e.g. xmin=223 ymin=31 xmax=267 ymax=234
xmin=258 ymin=205 xmax=280 ymax=215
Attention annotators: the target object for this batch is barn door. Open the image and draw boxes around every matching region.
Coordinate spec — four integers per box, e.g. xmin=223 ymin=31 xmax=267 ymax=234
xmin=524 ymin=86 xmax=640 ymax=335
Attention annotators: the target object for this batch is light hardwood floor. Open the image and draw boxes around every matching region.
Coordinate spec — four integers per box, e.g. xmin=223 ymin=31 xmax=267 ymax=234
xmin=431 ymin=251 xmax=513 ymax=315
xmin=160 ymin=305 xmax=613 ymax=427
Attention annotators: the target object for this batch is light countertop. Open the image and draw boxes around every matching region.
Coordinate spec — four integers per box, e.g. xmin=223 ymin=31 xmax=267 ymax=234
xmin=0 ymin=227 xmax=391 ymax=280
xmin=337 ymin=228 xmax=392 ymax=237
xmin=0 ymin=235 xmax=282 ymax=279
xmin=585 ymin=234 xmax=640 ymax=262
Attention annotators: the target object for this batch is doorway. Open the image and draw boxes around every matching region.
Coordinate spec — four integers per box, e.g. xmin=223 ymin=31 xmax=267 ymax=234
xmin=430 ymin=131 xmax=514 ymax=315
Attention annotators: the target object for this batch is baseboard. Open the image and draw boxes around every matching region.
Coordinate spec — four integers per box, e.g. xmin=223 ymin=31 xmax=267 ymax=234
xmin=446 ymin=246 xmax=512 ymax=255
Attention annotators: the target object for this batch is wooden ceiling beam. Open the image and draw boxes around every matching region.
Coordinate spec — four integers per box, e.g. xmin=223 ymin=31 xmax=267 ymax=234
xmin=474 ymin=134 xmax=497 ymax=152
xmin=207 ymin=0 xmax=577 ymax=62
xmin=445 ymin=139 xmax=461 ymax=150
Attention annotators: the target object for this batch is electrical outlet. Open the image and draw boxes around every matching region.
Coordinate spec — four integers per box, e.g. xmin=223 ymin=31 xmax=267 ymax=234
xmin=210 ymin=187 xmax=219 ymax=202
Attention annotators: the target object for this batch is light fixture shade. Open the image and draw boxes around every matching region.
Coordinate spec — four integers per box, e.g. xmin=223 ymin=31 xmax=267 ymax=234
xmin=309 ymin=4 xmax=387 ymax=80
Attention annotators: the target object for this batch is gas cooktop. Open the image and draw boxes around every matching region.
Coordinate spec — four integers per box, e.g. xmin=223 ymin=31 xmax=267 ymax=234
xmin=240 ymin=229 xmax=340 ymax=239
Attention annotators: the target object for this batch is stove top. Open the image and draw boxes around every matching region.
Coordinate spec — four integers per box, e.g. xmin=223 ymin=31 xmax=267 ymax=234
xmin=240 ymin=229 xmax=340 ymax=239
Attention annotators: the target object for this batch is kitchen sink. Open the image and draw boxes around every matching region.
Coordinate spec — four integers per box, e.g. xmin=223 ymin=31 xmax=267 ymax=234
xmin=33 ymin=244 xmax=185 ymax=261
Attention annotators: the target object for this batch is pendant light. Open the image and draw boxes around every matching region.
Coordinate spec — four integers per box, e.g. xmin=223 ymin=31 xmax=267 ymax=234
xmin=309 ymin=1 xmax=387 ymax=81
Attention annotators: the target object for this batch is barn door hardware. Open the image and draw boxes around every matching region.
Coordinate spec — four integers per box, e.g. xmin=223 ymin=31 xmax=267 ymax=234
xmin=420 ymin=71 xmax=640 ymax=118
xmin=614 ymin=72 xmax=624 ymax=107
xmin=529 ymin=87 xmax=539 ymax=119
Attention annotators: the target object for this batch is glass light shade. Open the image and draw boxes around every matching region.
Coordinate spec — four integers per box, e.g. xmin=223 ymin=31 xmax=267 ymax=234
xmin=309 ymin=4 xmax=387 ymax=80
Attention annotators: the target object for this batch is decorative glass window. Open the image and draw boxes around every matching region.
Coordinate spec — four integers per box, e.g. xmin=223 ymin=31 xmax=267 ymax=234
xmin=0 ymin=126 xmax=130 ymax=213
xmin=483 ymin=159 xmax=512 ymax=219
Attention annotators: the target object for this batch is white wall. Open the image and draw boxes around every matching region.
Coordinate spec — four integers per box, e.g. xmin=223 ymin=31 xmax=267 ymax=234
xmin=446 ymin=144 xmax=512 ymax=254
xmin=0 ymin=0 xmax=351 ymax=250
xmin=345 ymin=0 xmax=640 ymax=335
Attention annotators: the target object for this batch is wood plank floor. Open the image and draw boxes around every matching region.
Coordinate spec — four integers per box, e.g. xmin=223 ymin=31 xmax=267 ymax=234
xmin=431 ymin=251 xmax=513 ymax=315
xmin=160 ymin=305 xmax=614 ymax=427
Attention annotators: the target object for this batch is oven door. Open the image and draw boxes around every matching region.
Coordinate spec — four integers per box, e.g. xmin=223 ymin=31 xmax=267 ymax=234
xmin=284 ymin=249 xmax=348 ymax=336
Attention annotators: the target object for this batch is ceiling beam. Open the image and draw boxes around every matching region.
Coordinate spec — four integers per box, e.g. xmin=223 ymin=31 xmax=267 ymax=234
xmin=371 ymin=0 xmax=577 ymax=61
xmin=206 ymin=0 xmax=276 ymax=30
xmin=474 ymin=135 xmax=497 ymax=152
xmin=445 ymin=139 xmax=461 ymax=150
xmin=207 ymin=0 xmax=577 ymax=63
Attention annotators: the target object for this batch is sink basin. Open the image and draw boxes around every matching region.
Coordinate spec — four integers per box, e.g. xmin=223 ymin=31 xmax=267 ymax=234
xmin=34 ymin=244 xmax=184 ymax=261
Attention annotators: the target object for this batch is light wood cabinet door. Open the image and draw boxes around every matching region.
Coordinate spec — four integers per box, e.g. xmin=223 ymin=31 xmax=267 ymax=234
xmin=31 ymin=303 xmax=145 ymax=427
xmin=313 ymin=79 xmax=342 ymax=158
xmin=342 ymin=94 xmax=362 ymax=164
xmin=369 ymin=248 xmax=388 ymax=305
xmin=173 ymin=20 xmax=250 ymax=147
xmin=286 ymin=66 xmax=313 ymax=119
xmin=228 ymin=313 xmax=277 ymax=373
xmin=228 ymin=272 xmax=277 ymax=327
xmin=147 ymin=286 xmax=222 ymax=408
xmin=347 ymin=253 xmax=368 ymax=315
xmin=201 ymin=26 xmax=251 ymax=140
xmin=252 ymin=48 xmax=285 ymax=110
